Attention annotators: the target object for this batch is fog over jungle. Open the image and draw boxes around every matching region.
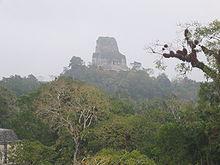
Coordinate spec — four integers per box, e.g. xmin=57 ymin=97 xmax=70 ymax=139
xmin=0 ymin=0 xmax=219 ymax=81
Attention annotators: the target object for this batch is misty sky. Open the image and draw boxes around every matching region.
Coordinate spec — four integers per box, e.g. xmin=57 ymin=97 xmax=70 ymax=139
xmin=0 ymin=0 xmax=219 ymax=81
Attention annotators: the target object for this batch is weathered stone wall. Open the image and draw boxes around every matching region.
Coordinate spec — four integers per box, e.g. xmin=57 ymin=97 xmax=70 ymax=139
xmin=92 ymin=37 xmax=128 ymax=71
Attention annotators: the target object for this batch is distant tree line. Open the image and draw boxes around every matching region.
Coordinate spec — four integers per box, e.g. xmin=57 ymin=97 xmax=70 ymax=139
xmin=0 ymin=20 xmax=219 ymax=165
xmin=0 ymin=74 xmax=41 ymax=96
xmin=62 ymin=56 xmax=200 ymax=101
xmin=0 ymin=76 xmax=219 ymax=164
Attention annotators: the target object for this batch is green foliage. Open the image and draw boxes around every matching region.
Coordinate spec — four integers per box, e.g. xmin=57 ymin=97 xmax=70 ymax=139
xmin=110 ymin=98 xmax=135 ymax=115
xmin=194 ymin=20 xmax=220 ymax=49
xmin=3 ymin=20 xmax=220 ymax=164
xmin=6 ymin=91 xmax=57 ymax=146
xmin=53 ymin=133 xmax=75 ymax=165
xmin=3 ymin=20 xmax=220 ymax=165
xmin=35 ymin=77 xmax=109 ymax=163
xmin=9 ymin=141 xmax=56 ymax=165
xmin=196 ymin=83 xmax=220 ymax=164
xmin=69 ymin=56 xmax=85 ymax=68
xmin=157 ymin=123 xmax=189 ymax=164
xmin=172 ymin=77 xmax=200 ymax=101
xmin=156 ymin=92 xmax=220 ymax=164
xmin=86 ymin=115 xmax=137 ymax=153
xmin=62 ymin=57 xmax=199 ymax=101
xmin=85 ymin=108 xmax=171 ymax=159
xmin=35 ymin=77 xmax=109 ymax=133
xmin=0 ymin=74 xmax=41 ymax=96
xmin=84 ymin=149 xmax=156 ymax=165
xmin=0 ymin=86 xmax=18 ymax=127
xmin=9 ymin=110 xmax=57 ymax=145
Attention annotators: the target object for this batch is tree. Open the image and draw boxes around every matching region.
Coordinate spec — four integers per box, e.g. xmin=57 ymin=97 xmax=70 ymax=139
xmin=85 ymin=112 xmax=169 ymax=160
xmin=63 ymin=56 xmax=88 ymax=81
xmin=149 ymin=20 xmax=220 ymax=82
xmin=9 ymin=109 xmax=57 ymax=146
xmin=148 ymin=20 xmax=220 ymax=164
xmin=83 ymin=149 xmax=156 ymax=165
xmin=0 ymin=86 xmax=18 ymax=127
xmin=69 ymin=56 xmax=85 ymax=69
xmin=0 ymin=74 xmax=41 ymax=96
xmin=9 ymin=140 xmax=55 ymax=165
xmin=196 ymin=83 xmax=220 ymax=164
xmin=35 ymin=77 xmax=108 ymax=164
xmin=63 ymin=57 xmax=199 ymax=101
xmin=85 ymin=115 xmax=137 ymax=153
xmin=109 ymin=98 xmax=135 ymax=115
xmin=8 ymin=92 xmax=57 ymax=146
xmin=172 ymin=77 xmax=200 ymax=101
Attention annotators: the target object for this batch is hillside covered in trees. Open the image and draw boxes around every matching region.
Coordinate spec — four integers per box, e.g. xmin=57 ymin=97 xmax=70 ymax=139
xmin=0 ymin=63 xmax=200 ymax=102
xmin=0 ymin=75 xmax=41 ymax=96
xmin=0 ymin=20 xmax=219 ymax=165
xmin=61 ymin=56 xmax=200 ymax=101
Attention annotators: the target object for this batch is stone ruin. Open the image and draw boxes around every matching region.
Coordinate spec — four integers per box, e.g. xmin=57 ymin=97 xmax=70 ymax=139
xmin=0 ymin=128 xmax=18 ymax=164
xmin=92 ymin=37 xmax=128 ymax=71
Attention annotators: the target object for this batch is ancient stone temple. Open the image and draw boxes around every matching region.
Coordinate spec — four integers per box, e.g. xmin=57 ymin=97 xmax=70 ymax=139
xmin=0 ymin=128 xmax=18 ymax=164
xmin=92 ymin=37 xmax=128 ymax=71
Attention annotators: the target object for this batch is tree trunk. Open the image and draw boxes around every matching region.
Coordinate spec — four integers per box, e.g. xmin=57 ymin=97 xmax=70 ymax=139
xmin=3 ymin=143 xmax=7 ymax=164
xmin=73 ymin=139 xmax=80 ymax=165
xmin=206 ymin=153 xmax=209 ymax=165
